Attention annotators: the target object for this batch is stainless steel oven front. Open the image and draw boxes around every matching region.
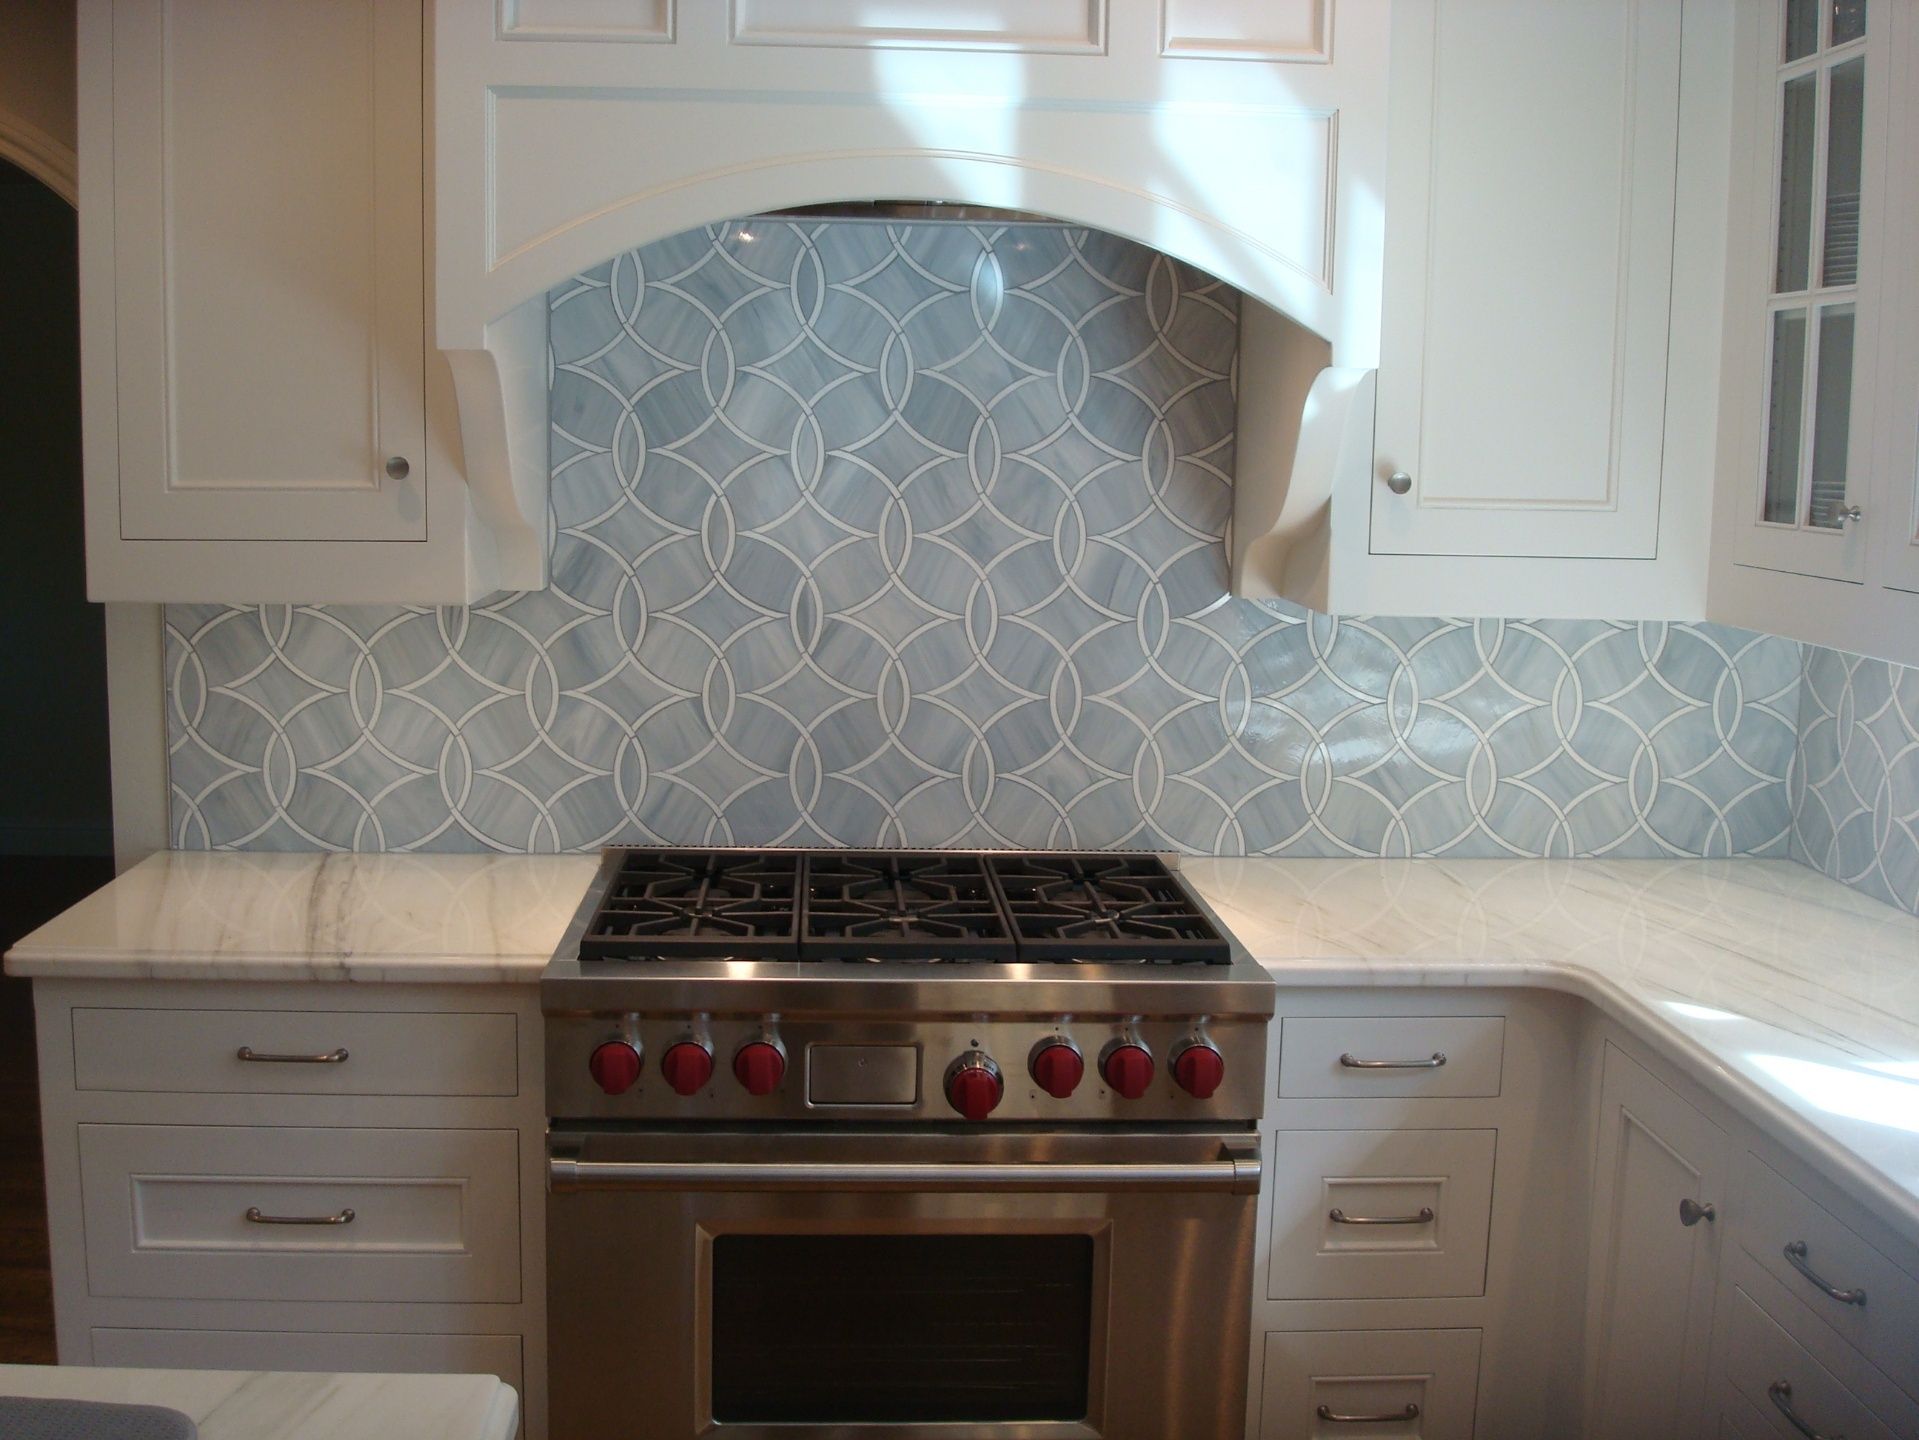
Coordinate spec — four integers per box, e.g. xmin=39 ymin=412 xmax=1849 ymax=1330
xmin=546 ymin=1127 xmax=1261 ymax=1439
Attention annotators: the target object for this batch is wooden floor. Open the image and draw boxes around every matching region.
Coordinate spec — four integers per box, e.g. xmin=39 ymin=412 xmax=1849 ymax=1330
xmin=1 ymin=855 xmax=113 ymax=1363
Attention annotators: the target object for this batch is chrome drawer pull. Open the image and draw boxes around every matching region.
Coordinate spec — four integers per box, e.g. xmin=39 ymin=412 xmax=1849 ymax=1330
xmin=1330 ymin=1206 xmax=1435 ymax=1226
xmin=1339 ymin=1052 xmax=1446 ymax=1069
xmin=237 ymin=1046 xmax=349 ymax=1064
xmin=1317 ymin=1402 xmax=1420 ymax=1424
xmin=1768 ymin=1380 xmax=1841 ymax=1439
xmin=245 ymin=1206 xmax=355 ymax=1226
xmin=1785 ymin=1241 xmax=1868 ymax=1307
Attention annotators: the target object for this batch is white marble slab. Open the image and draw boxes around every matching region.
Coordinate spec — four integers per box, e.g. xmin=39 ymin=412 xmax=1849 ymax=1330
xmin=1184 ymin=856 xmax=1919 ymax=1244
xmin=0 ymin=1365 xmax=517 ymax=1440
xmin=2 ymin=852 xmax=601 ymax=983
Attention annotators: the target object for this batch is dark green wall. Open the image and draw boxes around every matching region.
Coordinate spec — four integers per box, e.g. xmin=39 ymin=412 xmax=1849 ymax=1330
xmin=0 ymin=159 xmax=110 ymax=855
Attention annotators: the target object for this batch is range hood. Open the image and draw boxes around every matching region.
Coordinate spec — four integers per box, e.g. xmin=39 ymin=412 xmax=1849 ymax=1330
xmin=428 ymin=3 xmax=1392 ymax=600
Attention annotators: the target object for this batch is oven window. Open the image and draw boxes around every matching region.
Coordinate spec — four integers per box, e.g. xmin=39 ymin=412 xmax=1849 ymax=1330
xmin=710 ymin=1233 xmax=1095 ymax=1424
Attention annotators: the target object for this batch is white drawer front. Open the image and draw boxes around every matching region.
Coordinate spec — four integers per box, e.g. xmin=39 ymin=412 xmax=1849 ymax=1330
xmin=90 ymin=1327 xmax=523 ymax=1394
xmin=1258 ymin=1328 xmax=1480 ymax=1440
xmin=1267 ymin=1129 xmax=1496 ymax=1299
xmin=1721 ymin=1286 xmax=1900 ymax=1440
xmin=72 ymin=1007 xmax=518 ymax=1096
xmin=1734 ymin=1150 xmax=1919 ymax=1401
xmin=1278 ymin=1017 xmax=1504 ymax=1098
xmin=79 ymin=1125 xmax=520 ymax=1303
xmin=1712 ymin=1382 xmax=1783 ymax=1440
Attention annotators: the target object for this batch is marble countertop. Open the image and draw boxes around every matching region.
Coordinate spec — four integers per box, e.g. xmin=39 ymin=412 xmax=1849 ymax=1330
xmin=1186 ymin=856 xmax=1919 ymax=1241
xmin=7 ymin=850 xmax=1917 ymax=1239
xmin=0 ymin=1364 xmax=517 ymax=1440
xmin=3 ymin=851 xmax=601 ymax=982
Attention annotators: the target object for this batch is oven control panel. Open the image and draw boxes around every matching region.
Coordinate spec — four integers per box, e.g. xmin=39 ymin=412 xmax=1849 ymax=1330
xmin=546 ymin=1013 xmax=1268 ymax=1122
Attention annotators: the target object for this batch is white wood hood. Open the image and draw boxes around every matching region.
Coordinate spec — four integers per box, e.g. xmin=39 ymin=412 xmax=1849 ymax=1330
xmin=430 ymin=0 xmax=1391 ymax=593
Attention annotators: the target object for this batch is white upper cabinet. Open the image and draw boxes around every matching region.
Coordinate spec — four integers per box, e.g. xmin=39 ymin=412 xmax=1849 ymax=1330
xmin=1709 ymin=0 xmax=1919 ymax=664
xmin=79 ymin=0 xmax=531 ymax=604
xmin=1236 ymin=0 xmax=1725 ymax=619
xmin=1372 ymin=0 xmax=1681 ymax=565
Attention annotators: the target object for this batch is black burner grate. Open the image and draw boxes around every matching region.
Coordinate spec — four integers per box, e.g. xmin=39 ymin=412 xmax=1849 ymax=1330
xmin=579 ymin=850 xmax=802 ymax=961
xmin=988 ymin=854 xmax=1229 ymax=964
xmin=803 ymin=853 xmax=1015 ymax=963
xmin=573 ymin=849 xmax=1229 ymax=964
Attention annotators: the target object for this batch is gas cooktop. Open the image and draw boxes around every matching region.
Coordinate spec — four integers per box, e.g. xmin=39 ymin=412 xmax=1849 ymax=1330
xmin=576 ymin=848 xmax=1228 ymax=966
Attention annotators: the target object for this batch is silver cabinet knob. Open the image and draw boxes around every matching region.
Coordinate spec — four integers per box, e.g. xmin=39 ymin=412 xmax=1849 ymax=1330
xmin=1679 ymin=1197 xmax=1715 ymax=1227
xmin=1384 ymin=470 xmax=1412 ymax=495
xmin=385 ymin=456 xmax=411 ymax=480
xmin=1837 ymin=504 xmax=1863 ymax=523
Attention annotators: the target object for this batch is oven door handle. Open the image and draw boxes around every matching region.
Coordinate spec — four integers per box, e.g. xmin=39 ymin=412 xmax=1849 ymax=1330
xmin=549 ymin=1144 xmax=1262 ymax=1195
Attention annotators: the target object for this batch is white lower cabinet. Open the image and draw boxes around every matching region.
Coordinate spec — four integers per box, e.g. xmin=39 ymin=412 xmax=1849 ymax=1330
xmin=1257 ymin=1329 xmax=1481 ymax=1440
xmin=33 ymin=980 xmax=549 ymax=1439
xmin=1717 ymin=1283 xmax=1901 ymax=1440
xmin=78 ymin=1125 xmax=521 ymax=1303
xmin=1580 ymin=1042 xmax=1729 ymax=1440
xmin=1266 ymin=1130 xmax=1496 ymax=1301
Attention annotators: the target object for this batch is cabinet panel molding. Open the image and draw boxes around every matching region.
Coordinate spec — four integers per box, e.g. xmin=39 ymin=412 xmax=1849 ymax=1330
xmin=500 ymin=0 xmax=673 ymax=43
xmin=1160 ymin=0 xmax=1329 ymax=63
xmin=728 ymin=0 xmax=1106 ymax=54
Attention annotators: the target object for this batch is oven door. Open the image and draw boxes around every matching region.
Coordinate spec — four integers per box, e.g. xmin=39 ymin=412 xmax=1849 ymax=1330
xmin=546 ymin=1128 xmax=1260 ymax=1440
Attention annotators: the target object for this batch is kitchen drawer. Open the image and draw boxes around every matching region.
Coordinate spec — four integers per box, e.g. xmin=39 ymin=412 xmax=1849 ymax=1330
xmin=79 ymin=1125 xmax=520 ymax=1303
xmin=91 ymin=1327 xmax=523 ymax=1394
xmin=1711 ymin=1382 xmax=1782 ymax=1440
xmin=1720 ymin=1285 xmax=1901 ymax=1440
xmin=1267 ymin=1129 xmax=1495 ymax=1299
xmin=1733 ymin=1149 xmax=1919 ymax=1401
xmin=1257 ymin=1328 xmax=1480 ymax=1440
xmin=1278 ymin=1017 xmax=1504 ymax=1098
xmin=72 ymin=1007 xmax=518 ymax=1097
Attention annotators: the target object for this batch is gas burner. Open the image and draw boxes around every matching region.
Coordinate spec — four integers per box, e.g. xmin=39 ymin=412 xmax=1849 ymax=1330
xmin=804 ymin=853 xmax=1015 ymax=963
xmin=988 ymin=855 xmax=1229 ymax=964
xmin=580 ymin=850 xmax=801 ymax=961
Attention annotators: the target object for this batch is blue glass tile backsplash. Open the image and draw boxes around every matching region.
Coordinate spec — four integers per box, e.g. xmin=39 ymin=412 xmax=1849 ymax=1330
xmin=1792 ymin=646 xmax=1919 ymax=915
xmin=164 ymin=222 xmax=1807 ymax=860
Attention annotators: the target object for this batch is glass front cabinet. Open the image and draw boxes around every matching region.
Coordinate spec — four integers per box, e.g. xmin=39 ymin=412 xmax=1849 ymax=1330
xmin=1715 ymin=0 xmax=1919 ymax=659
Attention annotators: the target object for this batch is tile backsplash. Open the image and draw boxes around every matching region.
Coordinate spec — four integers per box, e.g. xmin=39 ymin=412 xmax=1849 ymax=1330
xmin=164 ymin=221 xmax=1803 ymax=859
xmin=1792 ymin=646 xmax=1919 ymax=915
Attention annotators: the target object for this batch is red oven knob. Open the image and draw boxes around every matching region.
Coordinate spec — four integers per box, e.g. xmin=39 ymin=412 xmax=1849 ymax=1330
xmin=1101 ymin=1042 xmax=1154 ymax=1100
xmin=1172 ymin=1041 xmax=1225 ymax=1099
xmin=946 ymin=1053 xmax=1004 ymax=1121
xmin=661 ymin=1040 xmax=714 ymax=1096
xmin=588 ymin=1039 xmax=642 ymax=1095
xmin=1030 ymin=1041 xmax=1084 ymax=1099
xmin=734 ymin=1040 xmax=786 ymax=1096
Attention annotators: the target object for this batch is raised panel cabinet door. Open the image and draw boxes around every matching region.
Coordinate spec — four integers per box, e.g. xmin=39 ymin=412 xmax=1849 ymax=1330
xmin=106 ymin=0 xmax=427 ymax=542
xmin=1581 ymin=1043 xmax=1730 ymax=1440
xmin=1371 ymin=0 xmax=1682 ymax=559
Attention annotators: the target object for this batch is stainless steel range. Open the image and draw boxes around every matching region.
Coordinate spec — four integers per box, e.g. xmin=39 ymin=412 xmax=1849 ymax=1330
xmin=542 ymin=848 xmax=1275 ymax=1440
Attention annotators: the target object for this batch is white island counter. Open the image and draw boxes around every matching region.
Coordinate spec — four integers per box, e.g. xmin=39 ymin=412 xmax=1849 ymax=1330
xmin=0 ymin=1365 xmax=517 ymax=1440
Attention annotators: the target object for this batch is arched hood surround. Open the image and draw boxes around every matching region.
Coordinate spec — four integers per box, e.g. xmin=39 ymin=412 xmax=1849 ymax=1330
xmin=430 ymin=2 xmax=1389 ymax=592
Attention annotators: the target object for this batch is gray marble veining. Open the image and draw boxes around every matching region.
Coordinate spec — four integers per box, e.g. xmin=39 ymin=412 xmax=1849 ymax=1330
xmin=163 ymin=221 xmax=1803 ymax=857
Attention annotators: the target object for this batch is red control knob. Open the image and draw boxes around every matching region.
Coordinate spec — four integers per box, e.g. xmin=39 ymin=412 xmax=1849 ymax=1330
xmin=1031 ymin=1041 xmax=1084 ymax=1099
xmin=660 ymin=1040 xmax=714 ymax=1097
xmin=947 ymin=1057 xmax=1004 ymax=1121
xmin=733 ymin=1041 xmax=786 ymax=1096
xmin=588 ymin=1039 xmax=642 ymax=1095
xmin=1172 ymin=1042 xmax=1226 ymax=1099
xmin=1102 ymin=1043 xmax=1154 ymax=1100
